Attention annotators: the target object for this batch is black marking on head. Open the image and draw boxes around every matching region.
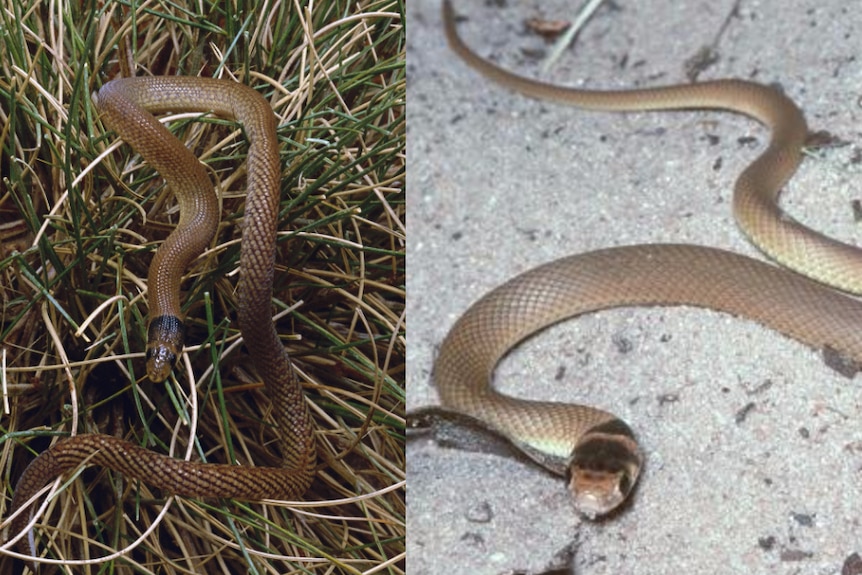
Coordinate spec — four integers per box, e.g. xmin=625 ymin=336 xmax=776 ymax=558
xmin=573 ymin=435 xmax=640 ymax=475
xmin=147 ymin=315 xmax=185 ymax=348
xmin=587 ymin=418 xmax=637 ymax=441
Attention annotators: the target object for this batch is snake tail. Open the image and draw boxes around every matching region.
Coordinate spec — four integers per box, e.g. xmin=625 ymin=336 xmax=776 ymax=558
xmin=443 ymin=0 xmax=862 ymax=295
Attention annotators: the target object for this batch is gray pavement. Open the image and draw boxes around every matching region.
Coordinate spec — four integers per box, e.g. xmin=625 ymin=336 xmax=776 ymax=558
xmin=407 ymin=0 xmax=862 ymax=573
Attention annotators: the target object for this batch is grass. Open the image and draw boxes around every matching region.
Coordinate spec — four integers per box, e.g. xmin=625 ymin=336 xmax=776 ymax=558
xmin=0 ymin=0 xmax=404 ymax=573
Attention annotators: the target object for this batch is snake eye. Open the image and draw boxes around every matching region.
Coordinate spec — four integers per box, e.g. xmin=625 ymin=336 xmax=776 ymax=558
xmin=616 ymin=470 xmax=632 ymax=497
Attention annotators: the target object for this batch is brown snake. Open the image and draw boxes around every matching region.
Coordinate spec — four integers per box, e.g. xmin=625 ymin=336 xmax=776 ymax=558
xmin=430 ymin=0 xmax=862 ymax=517
xmin=7 ymin=77 xmax=315 ymax=558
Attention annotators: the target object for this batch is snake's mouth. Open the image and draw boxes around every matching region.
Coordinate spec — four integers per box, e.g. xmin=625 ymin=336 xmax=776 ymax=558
xmin=568 ymin=420 xmax=643 ymax=518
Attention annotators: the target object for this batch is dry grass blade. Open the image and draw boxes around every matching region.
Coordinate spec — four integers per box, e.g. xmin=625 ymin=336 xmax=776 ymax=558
xmin=0 ymin=0 xmax=404 ymax=573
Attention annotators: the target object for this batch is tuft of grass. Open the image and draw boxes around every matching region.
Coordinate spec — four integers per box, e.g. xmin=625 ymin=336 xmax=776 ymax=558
xmin=0 ymin=0 xmax=404 ymax=573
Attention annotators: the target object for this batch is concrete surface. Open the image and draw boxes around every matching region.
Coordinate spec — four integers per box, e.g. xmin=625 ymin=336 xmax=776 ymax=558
xmin=407 ymin=1 xmax=862 ymax=574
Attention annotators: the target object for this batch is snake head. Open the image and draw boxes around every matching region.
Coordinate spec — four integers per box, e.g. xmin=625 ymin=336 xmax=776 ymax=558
xmin=568 ymin=419 xmax=643 ymax=518
xmin=145 ymin=315 xmax=185 ymax=382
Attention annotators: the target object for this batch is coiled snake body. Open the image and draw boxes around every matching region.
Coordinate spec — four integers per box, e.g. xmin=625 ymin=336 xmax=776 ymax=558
xmin=434 ymin=0 xmax=862 ymax=516
xmin=8 ymin=77 xmax=315 ymax=559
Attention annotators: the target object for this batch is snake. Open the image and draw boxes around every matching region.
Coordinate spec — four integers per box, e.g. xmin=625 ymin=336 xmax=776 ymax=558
xmin=7 ymin=77 xmax=316 ymax=559
xmin=431 ymin=0 xmax=862 ymax=517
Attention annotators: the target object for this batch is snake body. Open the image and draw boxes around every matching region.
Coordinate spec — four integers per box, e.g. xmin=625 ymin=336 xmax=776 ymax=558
xmin=436 ymin=0 xmax=862 ymax=516
xmin=9 ymin=77 xmax=315 ymax=556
